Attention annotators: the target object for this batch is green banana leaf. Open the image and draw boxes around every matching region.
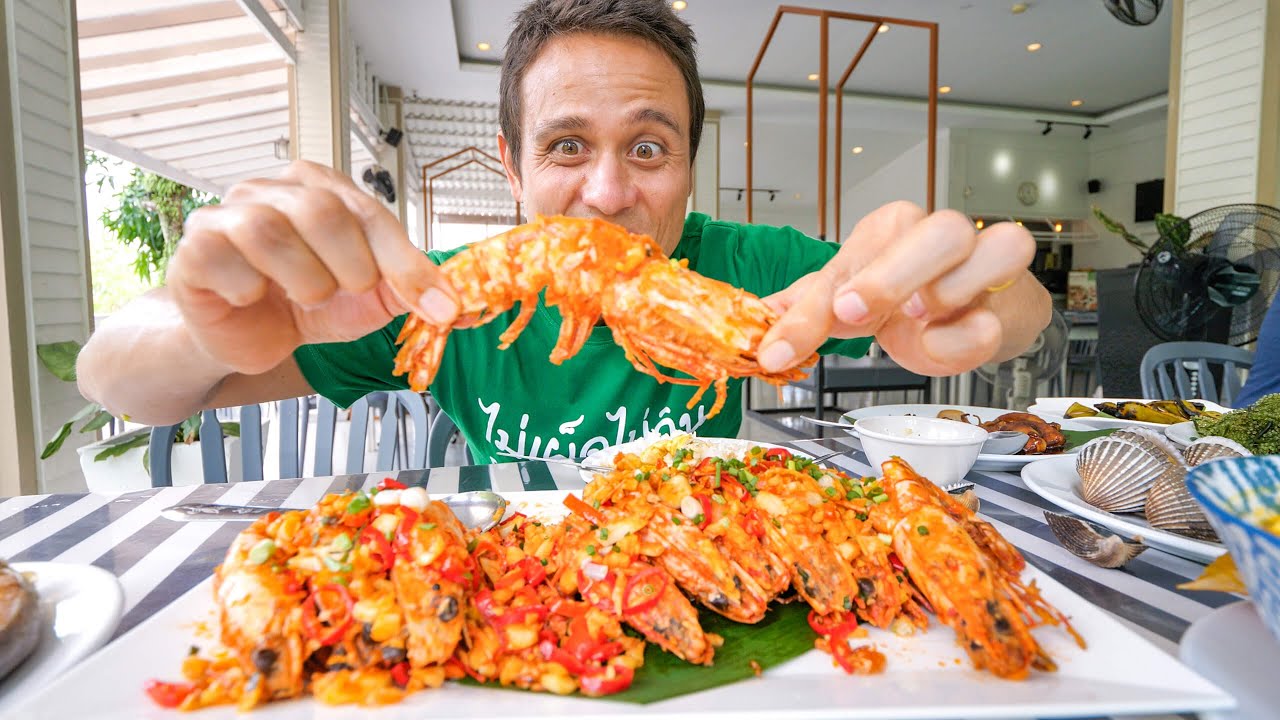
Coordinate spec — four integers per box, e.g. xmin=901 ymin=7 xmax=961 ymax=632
xmin=458 ymin=602 xmax=816 ymax=704
xmin=1061 ymin=427 xmax=1118 ymax=452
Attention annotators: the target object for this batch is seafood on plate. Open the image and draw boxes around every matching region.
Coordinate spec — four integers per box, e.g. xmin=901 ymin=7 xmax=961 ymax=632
xmin=147 ymin=479 xmax=472 ymax=710
xmin=935 ymin=409 xmax=1066 ymax=455
xmin=0 ymin=559 xmax=40 ymax=682
xmin=391 ymin=215 xmax=815 ymax=418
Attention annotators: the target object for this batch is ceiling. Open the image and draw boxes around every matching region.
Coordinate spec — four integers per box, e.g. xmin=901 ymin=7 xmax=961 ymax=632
xmin=349 ymin=0 xmax=1174 ymax=218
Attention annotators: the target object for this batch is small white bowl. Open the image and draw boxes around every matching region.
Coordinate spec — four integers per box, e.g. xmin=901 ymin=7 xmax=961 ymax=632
xmin=854 ymin=415 xmax=987 ymax=487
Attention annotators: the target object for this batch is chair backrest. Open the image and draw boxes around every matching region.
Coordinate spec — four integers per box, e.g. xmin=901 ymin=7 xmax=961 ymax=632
xmin=428 ymin=410 xmax=473 ymax=468
xmin=148 ymin=404 xmax=263 ymax=488
xmin=148 ymin=390 xmax=437 ymax=487
xmin=1139 ymin=341 xmax=1255 ymax=407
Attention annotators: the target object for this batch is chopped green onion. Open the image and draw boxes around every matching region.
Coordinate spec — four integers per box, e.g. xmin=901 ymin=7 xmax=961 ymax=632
xmin=612 ymin=545 xmax=621 ymax=554
xmin=872 ymin=494 xmax=890 ymax=504
xmin=466 ymin=538 xmax=478 ymax=553
xmin=672 ymin=515 xmax=683 ymax=525
xmin=586 ymin=545 xmax=597 ymax=556
xmin=692 ymin=513 xmax=705 ymax=526
xmin=917 ymin=525 xmax=930 ymax=536
xmin=824 ymin=487 xmax=836 ymax=496
xmin=331 ymin=533 xmax=353 ymax=552
xmin=856 ymin=512 xmax=869 ymax=521
xmin=540 ymin=558 xmax=548 ymax=566
xmin=843 ymin=595 xmax=853 ymax=611
xmin=418 ymin=522 xmax=437 ymax=531
xmin=345 ymin=493 xmax=370 ymax=514
xmin=599 ymin=528 xmax=609 ymax=540
xmin=322 ymin=555 xmax=352 ymax=573
xmin=711 ymin=494 xmax=726 ymax=505
xmin=246 ymin=539 xmax=275 ymax=566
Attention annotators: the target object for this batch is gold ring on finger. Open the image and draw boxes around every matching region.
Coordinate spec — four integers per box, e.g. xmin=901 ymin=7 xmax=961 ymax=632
xmin=985 ymin=279 xmax=1016 ymax=294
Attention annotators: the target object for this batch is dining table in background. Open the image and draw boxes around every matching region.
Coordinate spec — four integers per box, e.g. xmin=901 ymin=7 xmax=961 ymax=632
xmin=0 ymin=435 xmax=1233 ymax=719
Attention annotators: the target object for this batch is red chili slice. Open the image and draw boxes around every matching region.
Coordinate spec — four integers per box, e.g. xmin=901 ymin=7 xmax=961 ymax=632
xmin=622 ymin=567 xmax=668 ymax=615
xmin=720 ymin=473 xmax=747 ymax=501
xmin=888 ymin=552 xmax=906 ymax=574
xmin=693 ymin=493 xmax=713 ymax=530
xmin=564 ymin=494 xmax=607 ymax=526
xmin=807 ymin=609 xmax=859 ymax=638
xmin=390 ymin=661 xmax=411 ymax=688
xmin=539 ymin=638 xmax=586 ymax=675
xmin=520 ymin=557 xmax=548 ymax=586
xmin=579 ymin=663 xmax=635 ymax=696
xmin=301 ymin=583 xmax=354 ymax=646
xmin=740 ymin=509 xmax=767 ymax=538
xmin=764 ymin=447 xmax=792 ymax=462
xmin=359 ymin=525 xmax=395 ymax=572
xmin=377 ymin=477 xmax=407 ymax=491
xmin=144 ymin=679 xmax=195 ymax=708
xmin=391 ymin=507 xmax=421 ymax=560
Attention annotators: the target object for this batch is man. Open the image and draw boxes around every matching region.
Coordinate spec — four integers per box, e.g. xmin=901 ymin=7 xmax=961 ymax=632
xmin=77 ymin=0 xmax=1049 ymax=463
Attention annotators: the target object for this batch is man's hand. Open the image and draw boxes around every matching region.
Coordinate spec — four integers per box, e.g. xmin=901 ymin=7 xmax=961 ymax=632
xmin=168 ymin=160 xmax=461 ymax=376
xmin=757 ymin=201 xmax=1049 ymax=377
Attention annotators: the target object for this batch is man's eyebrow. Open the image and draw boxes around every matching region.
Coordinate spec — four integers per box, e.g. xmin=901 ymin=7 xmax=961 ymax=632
xmin=532 ymin=115 xmax=589 ymax=144
xmin=629 ymin=107 xmax=683 ymax=138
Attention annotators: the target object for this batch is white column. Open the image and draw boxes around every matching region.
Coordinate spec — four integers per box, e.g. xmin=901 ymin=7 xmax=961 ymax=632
xmin=294 ymin=0 xmax=349 ymax=170
xmin=0 ymin=0 xmax=94 ymax=494
xmin=1169 ymin=0 xmax=1280 ymax=214
xmin=689 ymin=110 xmax=720 ymax=218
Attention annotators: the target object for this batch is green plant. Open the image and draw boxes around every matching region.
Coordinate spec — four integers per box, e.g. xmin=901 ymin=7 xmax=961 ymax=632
xmin=1091 ymin=205 xmax=1192 ymax=255
xmin=36 ymin=340 xmax=237 ymax=467
xmin=85 ymin=150 xmax=219 ymax=283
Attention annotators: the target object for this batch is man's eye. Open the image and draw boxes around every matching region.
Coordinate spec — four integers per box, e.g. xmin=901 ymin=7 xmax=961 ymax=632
xmin=633 ymin=142 xmax=661 ymax=160
xmin=555 ymin=140 xmax=581 ymax=156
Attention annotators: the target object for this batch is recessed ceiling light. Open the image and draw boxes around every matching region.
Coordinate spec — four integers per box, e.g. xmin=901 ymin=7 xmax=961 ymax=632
xmin=877 ymin=23 xmax=889 ymax=33
xmin=807 ymin=73 xmax=819 ymax=81
xmin=793 ymin=193 xmax=802 ymax=200
xmin=1053 ymin=222 xmax=1063 ymax=232
xmin=1011 ymin=2 xmax=1028 ymax=14
xmin=1026 ymin=42 xmax=1042 ymax=52
xmin=852 ymin=146 xmax=864 ymax=154
xmin=476 ymin=41 xmax=491 ymax=51
xmin=672 ymin=0 xmax=687 ymax=10
xmin=939 ymin=85 xmax=952 ymax=94
xmin=744 ymin=141 xmax=749 ymax=146
xmin=1070 ymin=99 xmax=1084 ymax=106
xmin=975 ymin=218 xmax=985 ymax=229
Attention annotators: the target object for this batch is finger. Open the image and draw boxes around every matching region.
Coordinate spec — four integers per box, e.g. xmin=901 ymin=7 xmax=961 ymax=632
xmin=185 ymin=202 xmax=339 ymax=308
xmin=912 ymin=221 xmax=1035 ymax=319
xmin=280 ymin=161 xmax=459 ymax=325
xmin=759 ymin=271 xmax=819 ymax=315
xmin=757 ymin=269 xmax=837 ymax=372
xmin=167 ymin=219 xmax=269 ymax=312
xmin=833 ymin=208 xmax=976 ymax=326
xmin=878 ymin=306 xmax=1004 ymax=376
xmin=224 ymin=179 xmax=380 ymax=294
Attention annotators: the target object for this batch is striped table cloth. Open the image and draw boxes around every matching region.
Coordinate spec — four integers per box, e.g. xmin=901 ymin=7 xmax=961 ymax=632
xmin=0 ymin=435 xmax=1226 ymax=717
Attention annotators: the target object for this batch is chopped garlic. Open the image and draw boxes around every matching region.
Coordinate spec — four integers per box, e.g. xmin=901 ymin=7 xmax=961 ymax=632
xmin=373 ymin=489 xmax=402 ymax=507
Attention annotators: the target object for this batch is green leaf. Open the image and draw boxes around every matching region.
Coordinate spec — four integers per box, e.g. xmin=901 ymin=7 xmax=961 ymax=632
xmin=41 ymin=422 xmax=74 ymax=460
xmin=459 ymin=602 xmax=815 ymax=704
xmin=1061 ymin=427 xmax=1119 ymax=452
xmin=177 ymin=414 xmax=202 ymax=443
xmin=220 ymin=421 xmax=241 ymax=438
xmin=1155 ymin=213 xmax=1191 ymax=248
xmin=36 ymin=341 xmax=82 ymax=381
xmin=93 ymin=431 xmax=150 ymax=461
xmin=78 ymin=408 xmax=115 ymax=433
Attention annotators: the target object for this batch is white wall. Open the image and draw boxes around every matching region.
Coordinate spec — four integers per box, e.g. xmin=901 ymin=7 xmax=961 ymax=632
xmin=841 ymin=130 xmax=951 ymax=233
xmin=947 ymin=128 xmax=1090 ymax=219
xmin=1075 ymin=115 xmax=1169 ymax=270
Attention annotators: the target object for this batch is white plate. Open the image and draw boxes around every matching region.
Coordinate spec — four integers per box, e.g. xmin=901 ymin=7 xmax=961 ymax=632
xmin=1027 ymin=397 xmax=1231 ymax=431
xmin=11 ymin=489 xmax=1233 ymax=720
xmin=1179 ymin=601 xmax=1280 ymax=720
xmin=1166 ymin=420 xmax=1200 ymax=448
xmin=0 ymin=562 xmax=125 ymax=715
xmin=1021 ymin=455 xmax=1227 ymax=564
xmin=841 ymin=404 xmax=1096 ymax=472
xmin=580 ymin=436 xmax=803 ymax=483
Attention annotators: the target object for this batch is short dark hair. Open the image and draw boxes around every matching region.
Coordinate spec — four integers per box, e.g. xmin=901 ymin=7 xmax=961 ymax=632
xmin=499 ymin=0 xmax=705 ymax=177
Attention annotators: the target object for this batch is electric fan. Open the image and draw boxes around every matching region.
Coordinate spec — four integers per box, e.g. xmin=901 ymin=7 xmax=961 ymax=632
xmin=976 ymin=310 xmax=1070 ymax=411
xmin=1102 ymin=0 xmax=1163 ymax=26
xmin=1134 ymin=204 xmax=1280 ymax=346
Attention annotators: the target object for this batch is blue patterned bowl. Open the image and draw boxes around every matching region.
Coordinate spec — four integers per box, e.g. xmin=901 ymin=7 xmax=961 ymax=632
xmin=1187 ymin=456 xmax=1280 ymax=645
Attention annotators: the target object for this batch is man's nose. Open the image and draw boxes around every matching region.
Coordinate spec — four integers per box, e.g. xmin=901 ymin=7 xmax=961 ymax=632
xmin=580 ymin=154 xmax=636 ymax=217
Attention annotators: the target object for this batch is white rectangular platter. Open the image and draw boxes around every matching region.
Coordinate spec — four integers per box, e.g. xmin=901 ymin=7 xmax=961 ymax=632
xmin=9 ymin=490 xmax=1233 ymax=720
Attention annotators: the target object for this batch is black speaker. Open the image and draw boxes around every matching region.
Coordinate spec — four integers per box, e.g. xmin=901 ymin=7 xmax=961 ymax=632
xmin=1087 ymin=179 xmax=1102 ymax=194
xmin=383 ymin=127 xmax=403 ymax=147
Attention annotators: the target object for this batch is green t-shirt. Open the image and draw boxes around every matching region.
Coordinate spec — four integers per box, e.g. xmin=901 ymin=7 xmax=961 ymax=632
xmin=294 ymin=212 xmax=870 ymax=463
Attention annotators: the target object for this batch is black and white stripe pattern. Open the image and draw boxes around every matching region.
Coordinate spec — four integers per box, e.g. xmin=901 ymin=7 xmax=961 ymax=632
xmin=0 ymin=443 xmax=1217 ymax=661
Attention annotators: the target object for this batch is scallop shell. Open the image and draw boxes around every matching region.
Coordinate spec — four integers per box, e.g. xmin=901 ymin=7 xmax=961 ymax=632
xmin=1109 ymin=428 xmax=1186 ymax=464
xmin=1183 ymin=436 xmax=1252 ymax=467
xmin=1145 ymin=471 xmax=1220 ymax=541
xmin=1044 ymin=511 xmax=1146 ymax=568
xmin=1076 ymin=436 xmax=1185 ymax=513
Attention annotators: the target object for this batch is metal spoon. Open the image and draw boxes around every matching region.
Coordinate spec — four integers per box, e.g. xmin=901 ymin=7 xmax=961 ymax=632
xmin=160 ymin=490 xmax=509 ymax=531
xmin=497 ymin=451 xmax=614 ymax=474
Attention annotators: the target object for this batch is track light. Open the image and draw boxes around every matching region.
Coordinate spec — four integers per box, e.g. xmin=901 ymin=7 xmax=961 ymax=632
xmin=1083 ymin=125 xmax=1093 ymax=139
xmin=769 ymin=191 xmax=776 ymax=202
xmin=1041 ymin=122 xmax=1053 ymax=136
xmin=737 ymin=190 xmax=743 ymax=201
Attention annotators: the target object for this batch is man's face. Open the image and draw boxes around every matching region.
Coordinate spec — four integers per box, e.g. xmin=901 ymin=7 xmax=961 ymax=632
xmin=499 ymin=32 xmax=693 ymax=255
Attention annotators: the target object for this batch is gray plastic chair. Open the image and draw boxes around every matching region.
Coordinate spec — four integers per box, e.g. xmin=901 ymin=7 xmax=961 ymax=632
xmin=427 ymin=410 xmax=473 ymax=467
xmin=148 ymin=390 xmax=435 ymax=487
xmin=1139 ymin=341 xmax=1255 ymax=407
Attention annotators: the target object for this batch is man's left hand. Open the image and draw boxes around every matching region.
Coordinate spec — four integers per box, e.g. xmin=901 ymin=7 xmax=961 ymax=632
xmin=757 ymin=201 xmax=1049 ymax=377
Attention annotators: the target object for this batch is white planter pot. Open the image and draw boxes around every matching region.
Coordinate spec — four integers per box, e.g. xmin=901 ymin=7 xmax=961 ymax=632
xmin=77 ymin=435 xmax=244 ymax=493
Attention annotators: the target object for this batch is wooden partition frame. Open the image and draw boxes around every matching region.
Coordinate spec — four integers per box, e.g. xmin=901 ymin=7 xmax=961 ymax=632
xmin=419 ymin=146 xmax=519 ymax=250
xmin=746 ymin=6 xmax=938 ymax=240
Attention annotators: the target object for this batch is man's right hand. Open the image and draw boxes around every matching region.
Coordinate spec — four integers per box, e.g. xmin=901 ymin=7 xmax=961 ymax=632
xmin=168 ymin=160 xmax=460 ymax=376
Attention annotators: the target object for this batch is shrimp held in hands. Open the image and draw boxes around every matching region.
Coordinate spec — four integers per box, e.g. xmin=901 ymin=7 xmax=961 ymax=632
xmin=392 ymin=215 xmax=815 ymax=418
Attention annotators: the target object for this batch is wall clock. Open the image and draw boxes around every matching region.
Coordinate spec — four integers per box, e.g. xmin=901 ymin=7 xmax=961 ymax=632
xmin=1017 ymin=180 xmax=1039 ymax=206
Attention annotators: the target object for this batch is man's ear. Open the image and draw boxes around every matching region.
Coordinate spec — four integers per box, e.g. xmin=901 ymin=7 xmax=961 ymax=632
xmin=497 ymin=132 xmax=523 ymax=202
